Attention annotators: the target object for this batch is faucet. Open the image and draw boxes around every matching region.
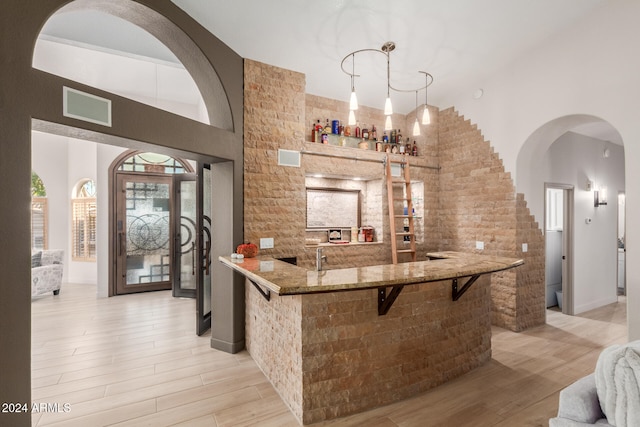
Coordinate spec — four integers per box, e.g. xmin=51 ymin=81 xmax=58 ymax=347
xmin=316 ymin=247 xmax=328 ymax=271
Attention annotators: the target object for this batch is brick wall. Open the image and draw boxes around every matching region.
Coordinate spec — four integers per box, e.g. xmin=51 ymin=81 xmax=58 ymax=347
xmin=242 ymin=60 xmax=545 ymax=423
xmin=244 ymin=60 xmax=544 ymax=330
xmin=437 ymin=107 xmax=545 ymax=331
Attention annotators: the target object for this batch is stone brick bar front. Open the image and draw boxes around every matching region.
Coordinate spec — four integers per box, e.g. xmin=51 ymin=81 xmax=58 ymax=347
xmin=220 ymin=252 xmax=523 ymax=424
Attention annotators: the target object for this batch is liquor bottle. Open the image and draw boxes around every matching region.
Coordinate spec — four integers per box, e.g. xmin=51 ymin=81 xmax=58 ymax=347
xmin=344 ymin=125 xmax=351 ymax=137
xmin=371 ymin=124 xmax=377 ymax=140
xmin=397 ymin=129 xmax=402 ymax=144
xmin=391 ymin=143 xmax=399 ymax=154
xmin=390 ymin=129 xmax=397 ymax=144
xmin=405 ymin=138 xmax=411 ymax=155
xmin=355 ymin=122 xmax=361 ymax=138
xmin=324 ymin=119 xmax=331 ymax=134
xmin=362 ymin=124 xmax=369 ymax=140
xmin=399 ymin=141 xmax=405 ymax=154
xmin=412 ymin=140 xmax=418 ymax=156
xmin=382 ymin=131 xmax=388 ymax=143
xmin=311 ymin=121 xmax=316 ymax=142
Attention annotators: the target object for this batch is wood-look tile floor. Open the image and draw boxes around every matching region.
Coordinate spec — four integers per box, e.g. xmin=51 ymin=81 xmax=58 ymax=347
xmin=31 ymin=283 xmax=627 ymax=426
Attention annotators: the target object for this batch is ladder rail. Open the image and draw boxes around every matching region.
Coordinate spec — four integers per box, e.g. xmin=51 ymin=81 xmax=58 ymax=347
xmin=385 ymin=155 xmax=417 ymax=264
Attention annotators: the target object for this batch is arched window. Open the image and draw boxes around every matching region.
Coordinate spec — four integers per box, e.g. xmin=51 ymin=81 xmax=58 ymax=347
xmin=72 ymin=179 xmax=97 ymax=261
xmin=116 ymin=151 xmax=193 ymax=174
xmin=31 ymin=171 xmax=48 ymax=250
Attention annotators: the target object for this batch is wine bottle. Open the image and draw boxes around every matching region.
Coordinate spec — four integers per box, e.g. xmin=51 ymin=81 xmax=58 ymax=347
xmin=412 ymin=140 xmax=418 ymax=156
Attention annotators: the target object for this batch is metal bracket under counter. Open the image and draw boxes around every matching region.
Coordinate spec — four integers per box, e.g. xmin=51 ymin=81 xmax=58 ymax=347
xmin=377 ymin=274 xmax=481 ymax=315
xmin=249 ymin=279 xmax=271 ymax=301
xmin=378 ymin=286 xmax=405 ymax=315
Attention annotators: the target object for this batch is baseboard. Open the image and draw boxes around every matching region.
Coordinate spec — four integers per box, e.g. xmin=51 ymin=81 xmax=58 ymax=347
xmin=574 ymin=296 xmax=619 ymax=314
xmin=210 ymin=337 xmax=245 ymax=354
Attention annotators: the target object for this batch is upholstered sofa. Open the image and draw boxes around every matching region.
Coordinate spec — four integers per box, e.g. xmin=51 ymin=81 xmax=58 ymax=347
xmin=31 ymin=249 xmax=64 ymax=297
xmin=550 ymin=341 xmax=640 ymax=427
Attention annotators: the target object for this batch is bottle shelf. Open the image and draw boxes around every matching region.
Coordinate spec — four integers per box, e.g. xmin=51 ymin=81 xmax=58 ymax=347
xmin=309 ymin=133 xmax=420 ymax=157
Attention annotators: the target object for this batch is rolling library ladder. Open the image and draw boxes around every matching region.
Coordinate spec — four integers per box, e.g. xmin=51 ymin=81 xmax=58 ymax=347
xmin=385 ymin=155 xmax=417 ymax=264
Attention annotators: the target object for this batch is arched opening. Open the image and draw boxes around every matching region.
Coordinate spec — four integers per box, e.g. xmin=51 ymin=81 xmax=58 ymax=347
xmin=109 ymin=150 xmax=197 ymax=296
xmin=517 ymin=115 xmax=625 ymax=317
xmin=33 ymin=0 xmax=234 ymax=131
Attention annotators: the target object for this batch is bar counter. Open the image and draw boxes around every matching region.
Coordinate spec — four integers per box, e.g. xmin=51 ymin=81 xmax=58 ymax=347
xmin=220 ymin=252 xmax=523 ymax=425
xmin=219 ymin=251 xmax=523 ymax=296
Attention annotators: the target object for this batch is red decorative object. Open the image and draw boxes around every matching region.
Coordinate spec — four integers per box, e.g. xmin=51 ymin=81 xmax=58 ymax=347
xmin=236 ymin=243 xmax=258 ymax=258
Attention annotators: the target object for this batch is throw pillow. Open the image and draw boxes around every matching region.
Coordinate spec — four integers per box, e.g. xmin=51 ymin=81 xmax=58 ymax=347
xmin=595 ymin=341 xmax=640 ymax=427
xmin=31 ymin=251 xmax=42 ymax=268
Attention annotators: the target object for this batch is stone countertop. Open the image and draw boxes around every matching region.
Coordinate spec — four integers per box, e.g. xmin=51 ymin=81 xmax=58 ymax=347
xmin=219 ymin=251 xmax=523 ymax=296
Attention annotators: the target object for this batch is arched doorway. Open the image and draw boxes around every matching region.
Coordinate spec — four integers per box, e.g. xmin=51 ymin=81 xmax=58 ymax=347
xmin=517 ymin=115 xmax=625 ymax=316
xmin=109 ymin=150 xmax=198 ymax=296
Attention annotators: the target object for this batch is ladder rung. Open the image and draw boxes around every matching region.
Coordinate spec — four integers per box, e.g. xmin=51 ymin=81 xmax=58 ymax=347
xmin=396 ymin=249 xmax=416 ymax=254
xmin=391 ymin=179 xmax=409 ymax=183
xmin=388 ymin=160 xmax=407 ymax=164
xmin=394 ymin=215 xmax=415 ymax=218
xmin=393 ymin=198 xmax=409 ymax=201
xmin=395 ymin=232 xmax=414 ymax=236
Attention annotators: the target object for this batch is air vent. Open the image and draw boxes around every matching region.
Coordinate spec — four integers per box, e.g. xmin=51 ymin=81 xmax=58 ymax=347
xmin=278 ymin=149 xmax=300 ymax=167
xmin=63 ymin=86 xmax=112 ymax=127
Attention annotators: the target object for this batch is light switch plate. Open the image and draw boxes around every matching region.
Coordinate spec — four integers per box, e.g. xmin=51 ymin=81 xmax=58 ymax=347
xmin=522 ymin=243 xmax=528 ymax=252
xmin=476 ymin=241 xmax=484 ymax=250
xmin=260 ymin=237 xmax=274 ymax=249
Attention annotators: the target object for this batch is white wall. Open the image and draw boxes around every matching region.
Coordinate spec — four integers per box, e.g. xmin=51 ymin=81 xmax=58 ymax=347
xmin=33 ymin=37 xmax=208 ymax=124
xmin=546 ymin=132 xmax=624 ymax=313
xmin=441 ymin=1 xmax=639 ymax=338
xmin=32 ymin=132 xmax=102 ymax=285
xmin=31 ymin=131 xmax=69 ymax=282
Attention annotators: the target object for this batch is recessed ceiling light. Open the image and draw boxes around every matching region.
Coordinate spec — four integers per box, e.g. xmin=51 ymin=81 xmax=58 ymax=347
xmin=472 ymin=89 xmax=484 ymax=99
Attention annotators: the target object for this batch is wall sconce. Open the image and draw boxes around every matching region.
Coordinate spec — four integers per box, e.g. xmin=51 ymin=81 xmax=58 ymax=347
xmin=594 ymin=187 xmax=608 ymax=207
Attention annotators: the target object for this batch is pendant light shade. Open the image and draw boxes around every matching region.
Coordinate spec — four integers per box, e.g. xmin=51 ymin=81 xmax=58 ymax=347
xmin=412 ymin=118 xmax=420 ymax=136
xmin=412 ymin=90 xmax=420 ymax=136
xmin=349 ymin=53 xmax=358 ymax=110
xmin=349 ymin=90 xmax=358 ymax=111
xmin=421 ymin=106 xmax=431 ymax=125
xmin=384 ymin=97 xmax=393 ymax=115
xmin=348 ymin=109 xmax=356 ymax=126
xmin=384 ymin=115 xmax=393 ymax=131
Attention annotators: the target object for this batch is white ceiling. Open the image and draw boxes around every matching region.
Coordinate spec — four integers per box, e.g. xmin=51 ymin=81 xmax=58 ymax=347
xmin=40 ymin=0 xmax=622 ymax=144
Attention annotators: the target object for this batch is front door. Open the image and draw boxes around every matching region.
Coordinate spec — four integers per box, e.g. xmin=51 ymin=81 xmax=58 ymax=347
xmin=115 ymin=173 xmax=174 ymax=294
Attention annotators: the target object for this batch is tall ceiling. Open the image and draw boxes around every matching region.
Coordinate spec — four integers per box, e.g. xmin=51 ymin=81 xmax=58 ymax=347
xmin=40 ymin=0 xmax=620 ymax=143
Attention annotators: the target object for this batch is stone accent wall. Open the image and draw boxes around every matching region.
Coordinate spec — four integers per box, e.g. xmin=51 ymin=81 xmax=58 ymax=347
xmin=299 ymin=278 xmax=492 ymax=424
xmin=437 ymin=107 xmax=545 ymax=331
xmin=243 ymin=59 xmax=307 ymax=259
xmin=245 ymin=274 xmax=492 ymax=425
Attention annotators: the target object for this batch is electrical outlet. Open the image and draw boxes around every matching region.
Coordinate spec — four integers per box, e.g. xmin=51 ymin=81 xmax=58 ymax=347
xmin=476 ymin=241 xmax=484 ymax=250
xmin=522 ymin=243 xmax=528 ymax=253
xmin=260 ymin=237 xmax=274 ymax=249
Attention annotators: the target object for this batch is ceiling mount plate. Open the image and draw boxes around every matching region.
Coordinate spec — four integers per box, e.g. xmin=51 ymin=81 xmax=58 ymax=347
xmin=381 ymin=41 xmax=396 ymax=53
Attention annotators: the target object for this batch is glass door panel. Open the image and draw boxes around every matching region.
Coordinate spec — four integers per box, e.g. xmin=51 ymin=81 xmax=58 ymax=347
xmin=174 ymin=174 xmax=197 ymax=298
xmin=197 ymin=165 xmax=212 ymax=335
xmin=115 ymin=174 xmax=173 ymax=294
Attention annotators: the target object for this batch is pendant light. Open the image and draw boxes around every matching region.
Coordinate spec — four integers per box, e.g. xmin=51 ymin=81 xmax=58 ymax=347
xmin=349 ymin=53 xmax=358 ymax=111
xmin=420 ymin=71 xmax=431 ymax=125
xmin=383 ymin=42 xmax=393 ymax=116
xmin=412 ymin=90 xmax=420 ymax=136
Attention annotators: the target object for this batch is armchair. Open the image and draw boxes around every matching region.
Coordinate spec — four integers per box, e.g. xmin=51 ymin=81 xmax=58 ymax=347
xmin=31 ymin=249 xmax=64 ymax=297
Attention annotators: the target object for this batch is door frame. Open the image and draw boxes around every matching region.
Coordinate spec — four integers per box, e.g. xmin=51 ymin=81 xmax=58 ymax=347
xmin=544 ymin=183 xmax=575 ymax=315
xmin=113 ymin=172 xmax=175 ymax=295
